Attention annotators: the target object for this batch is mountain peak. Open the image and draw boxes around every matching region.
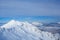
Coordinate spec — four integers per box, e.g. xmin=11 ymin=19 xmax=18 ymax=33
xmin=9 ymin=20 xmax=16 ymax=23
xmin=1 ymin=20 xmax=17 ymax=29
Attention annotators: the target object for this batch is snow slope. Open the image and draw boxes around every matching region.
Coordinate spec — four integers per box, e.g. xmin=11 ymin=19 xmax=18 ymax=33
xmin=0 ymin=20 xmax=59 ymax=40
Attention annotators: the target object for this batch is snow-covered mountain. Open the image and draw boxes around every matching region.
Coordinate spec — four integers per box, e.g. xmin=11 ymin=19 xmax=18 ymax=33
xmin=0 ymin=20 xmax=60 ymax=40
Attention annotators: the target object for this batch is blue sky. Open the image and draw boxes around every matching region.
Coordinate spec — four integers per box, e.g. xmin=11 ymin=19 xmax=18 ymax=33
xmin=0 ymin=0 xmax=60 ymax=23
xmin=0 ymin=16 xmax=60 ymax=23
xmin=0 ymin=0 xmax=60 ymax=17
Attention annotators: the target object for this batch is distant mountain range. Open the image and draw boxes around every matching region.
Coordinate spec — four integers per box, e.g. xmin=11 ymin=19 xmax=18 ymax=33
xmin=33 ymin=22 xmax=60 ymax=34
xmin=43 ymin=22 xmax=60 ymax=27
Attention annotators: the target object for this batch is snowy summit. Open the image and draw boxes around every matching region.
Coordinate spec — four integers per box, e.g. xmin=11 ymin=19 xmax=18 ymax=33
xmin=0 ymin=20 xmax=60 ymax=40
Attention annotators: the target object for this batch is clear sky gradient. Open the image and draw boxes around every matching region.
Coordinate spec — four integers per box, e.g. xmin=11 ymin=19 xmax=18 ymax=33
xmin=0 ymin=0 xmax=60 ymax=17
xmin=0 ymin=16 xmax=60 ymax=23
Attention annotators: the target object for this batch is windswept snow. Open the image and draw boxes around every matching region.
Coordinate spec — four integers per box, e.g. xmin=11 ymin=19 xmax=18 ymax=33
xmin=0 ymin=20 xmax=60 ymax=40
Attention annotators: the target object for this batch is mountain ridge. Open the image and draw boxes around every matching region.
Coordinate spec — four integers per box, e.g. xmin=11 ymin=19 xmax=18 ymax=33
xmin=0 ymin=20 xmax=60 ymax=40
